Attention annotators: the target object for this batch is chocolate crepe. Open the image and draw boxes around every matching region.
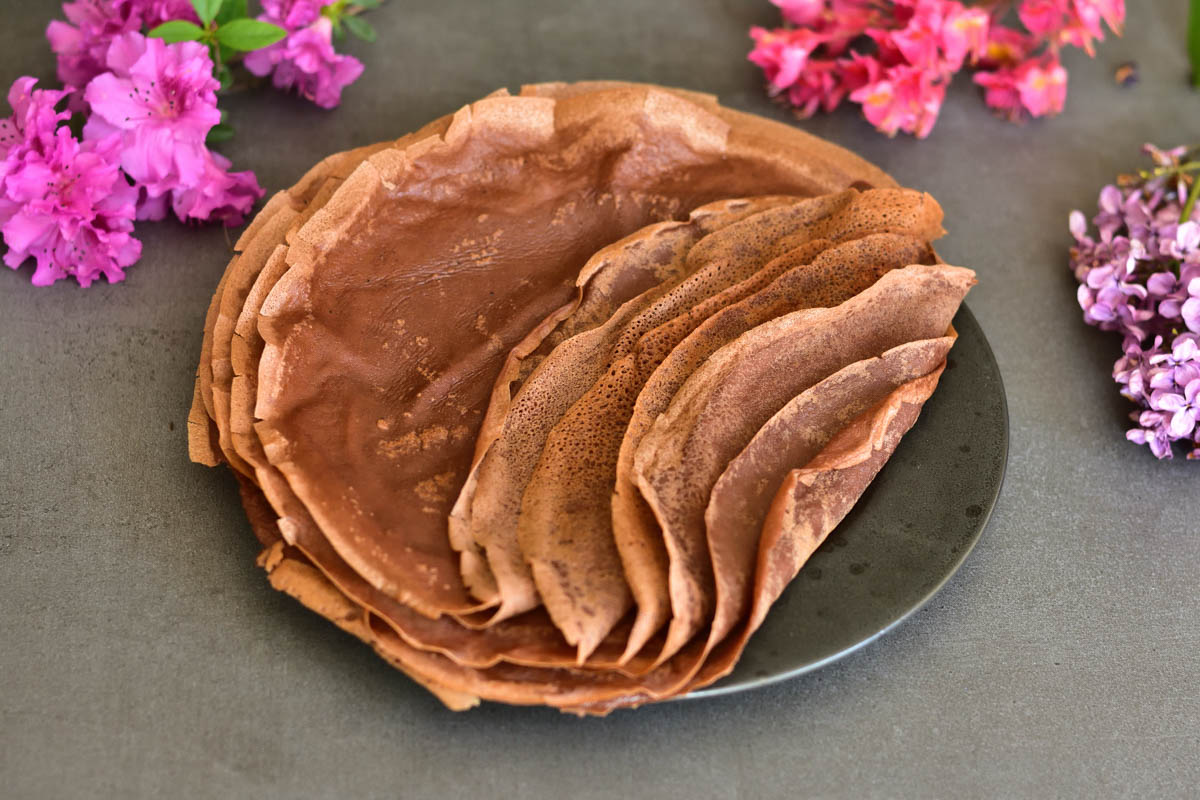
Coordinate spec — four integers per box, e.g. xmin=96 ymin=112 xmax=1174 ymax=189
xmin=612 ymin=232 xmax=941 ymax=663
xmin=189 ymin=81 xmax=975 ymax=712
xmin=251 ymin=84 xmax=894 ymax=620
xmin=450 ymin=196 xmax=799 ymax=623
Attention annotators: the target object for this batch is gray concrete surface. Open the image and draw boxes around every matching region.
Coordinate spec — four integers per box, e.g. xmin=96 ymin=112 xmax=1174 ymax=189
xmin=1 ymin=1 xmax=1197 ymax=798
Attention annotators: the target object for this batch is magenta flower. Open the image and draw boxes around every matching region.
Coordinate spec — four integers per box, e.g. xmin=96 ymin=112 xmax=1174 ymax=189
xmin=244 ymin=17 xmax=364 ymax=109
xmin=168 ymin=150 xmax=263 ymax=226
xmin=1017 ymin=0 xmax=1065 ymax=38
xmin=1016 ymin=54 xmax=1068 ymax=116
xmin=0 ymin=78 xmax=71 ymax=157
xmin=84 ymin=32 xmax=219 ymax=200
xmin=977 ymin=27 xmax=1038 ymax=69
xmin=83 ymin=33 xmax=263 ymax=226
xmin=46 ymin=0 xmax=198 ymax=91
xmin=0 ymin=77 xmax=140 ymax=287
xmin=260 ymin=0 xmax=333 ymax=29
xmin=940 ymin=5 xmax=990 ymax=71
xmin=47 ymin=0 xmax=142 ymax=91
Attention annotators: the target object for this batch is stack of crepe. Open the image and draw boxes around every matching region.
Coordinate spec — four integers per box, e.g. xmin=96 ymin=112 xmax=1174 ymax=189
xmin=188 ymin=82 xmax=975 ymax=714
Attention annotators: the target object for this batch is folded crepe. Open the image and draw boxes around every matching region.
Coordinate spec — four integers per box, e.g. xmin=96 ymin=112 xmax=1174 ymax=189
xmin=612 ymin=232 xmax=941 ymax=663
xmin=515 ymin=190 xmax=945 ymax=662
xmin=450 ymin=195 xmax=800 ymax=623
xmin=188 ymin=81 xmax=975 ymax=713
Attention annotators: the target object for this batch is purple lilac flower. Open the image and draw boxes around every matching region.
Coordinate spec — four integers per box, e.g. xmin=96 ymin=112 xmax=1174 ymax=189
xmin=1072 ymin=143 xmax=1200 ymax=459
xmin=0 ymin=77 xmax=140 ymax=287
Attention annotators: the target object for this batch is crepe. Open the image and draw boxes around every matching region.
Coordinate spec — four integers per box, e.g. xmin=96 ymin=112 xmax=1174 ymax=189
xmin=517 ymin=189 xmax=944 ymax=662
xmin=251 ymin=84 xmax=894 ymax=620
xmin=450 ymin=196 xmax=800 ymax=623
xmin=634 ymin=265 xmax=975 ymax=664
xmin=612 ymin=232 xmax=940 ymax=663
xmin=188 ymin=81 xmax=975 ymax=712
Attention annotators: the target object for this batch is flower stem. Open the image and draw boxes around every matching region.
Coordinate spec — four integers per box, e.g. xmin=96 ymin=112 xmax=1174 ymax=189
xmin=1183 ymin=174 xmax=1200 ymax=221
xmin=1190 ymin=0 xmax=1200 ymax=87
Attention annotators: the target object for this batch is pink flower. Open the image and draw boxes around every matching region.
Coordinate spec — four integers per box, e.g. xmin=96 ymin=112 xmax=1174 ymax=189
xmin=45 ymin=0 xmax=198 ymax=91
xmin=83 ymin=33 xmax=263 ymax=226
xmin=940 ymin=5 xmax=989 ymax=70
xmin=168 ymin=150 xmax=263 ymax=226
xmin=0 ymin=78 xmax=71 ymax=157
xmin=136 ymin=0 xmax=198 ymax=27
xmin=978 ymin=27 xmax=1037 ymax=68
xmin=1018 ymin=0 xmax=1067 ymax=37
xmin=260 ymin=0 xmax=334 ymax=29
xmin=771 ymin=0 xmax=825 ymax=27
xmin=84 ymin=33 xmax=219 ymax=200
xmin=783 ymin=59 xmax=842 ymax=117
xmin=0 ymin=78 xmax=140 ymax=287
xmin=1087 ymin=0 xmax=1125 ymax=35
xmin=749 ymin=26 xmax=828 ymax=91
xmin=1016 ymin=54 xmax=1068 ymax=116
xmin=975 ymin=55 xmax=1068 ymax=119
xmin=244 ymin=17 xmax=364 ymax=109
xmin=974 ymin=68 xmax=1022 ymax=119
xmin=888 ymin=11 xmax=944 ymax=71
xmin=850 ymin=64 xmax=946 ymax=139
xmin=47 ymin=0 xmax=141 ymax=90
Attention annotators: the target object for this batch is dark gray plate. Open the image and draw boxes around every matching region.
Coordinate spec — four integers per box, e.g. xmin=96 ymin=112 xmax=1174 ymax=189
xmin=687 ymin=303 xmax=1008 ymax=698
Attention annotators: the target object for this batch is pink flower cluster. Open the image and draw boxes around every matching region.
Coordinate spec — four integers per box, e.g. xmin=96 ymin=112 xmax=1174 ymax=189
xmin=84 ymin=33 xmax=262 ymax=224
xmin=47 ymin=0 xmax=198 ymax=91
xmin=750 ymin=0 xmax=1125 ymax=138
xmin=0 ymin=78 xmax=140 ymax=286
xmin=244 ymin=0 xmax=364 ymax=109
xmin=3 ymin=29 xmax=267 ymax=285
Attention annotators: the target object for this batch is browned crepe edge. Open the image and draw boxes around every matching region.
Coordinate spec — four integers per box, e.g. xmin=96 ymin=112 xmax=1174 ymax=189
xmin=565 ymin=363 xmax=948 ymax=714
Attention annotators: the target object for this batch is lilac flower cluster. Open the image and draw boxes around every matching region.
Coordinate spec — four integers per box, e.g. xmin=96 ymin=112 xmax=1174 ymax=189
xmin=1070 ymin=143 xmax=1200 ymax=459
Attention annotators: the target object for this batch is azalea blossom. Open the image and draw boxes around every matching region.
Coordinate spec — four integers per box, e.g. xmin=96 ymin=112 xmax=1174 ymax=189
xmin=84 ymin=33 xmax=263 ymax=225
xmin=244 ymin=16 xmax=364 ymax=109
xmin=46 ymin=0 xmax=197 ymax=91
xmin=0 ymin=77 xmax=140 ymax=286
xmin=169 ymin=150 xmax=263 ymax=226
xmin=259 ymin=0 xmax=334 ymax=29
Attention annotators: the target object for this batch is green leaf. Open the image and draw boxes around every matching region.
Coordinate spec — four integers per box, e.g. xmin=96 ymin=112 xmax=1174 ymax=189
xmin=206 ymin=122 xmax=235 ymax=144
xmin=1190 ymin=0 xmax=1200 ymax=88
xmin=147 ymin=20 xmax=205 ymax=43
xmin=214 ymin=0 xmax=247 ymax=25
xmin=190 ymin=0 xmax=224 ymax=25
xmin=214 ymin=19 xmax=287 ymax=51
xmin=343 ymin=15 xmax=376 ymax=42
xmin=353 ymin=0 xmax=381 ymax=8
